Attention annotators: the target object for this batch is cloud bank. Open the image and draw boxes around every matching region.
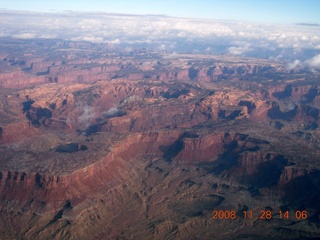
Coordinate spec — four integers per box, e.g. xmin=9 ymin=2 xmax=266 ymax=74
xmin=0 ymin=10 xmax=320 ymax=63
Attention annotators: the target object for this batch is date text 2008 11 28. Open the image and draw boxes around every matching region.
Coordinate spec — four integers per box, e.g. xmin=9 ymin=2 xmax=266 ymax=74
xmin=212 ymin=210 xmax=308 ymax=220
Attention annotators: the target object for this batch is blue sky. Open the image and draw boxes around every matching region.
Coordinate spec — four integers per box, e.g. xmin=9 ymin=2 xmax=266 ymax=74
xmin=1 ymin=0 xmax=320 ymax=24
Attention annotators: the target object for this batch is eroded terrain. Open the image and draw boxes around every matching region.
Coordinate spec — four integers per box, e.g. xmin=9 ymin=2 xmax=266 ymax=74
xmin=0 ymin=38 xmax=320 ymax=239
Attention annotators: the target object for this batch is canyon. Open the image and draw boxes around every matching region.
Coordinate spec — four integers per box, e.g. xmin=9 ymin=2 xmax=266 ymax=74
xmin=0 ymin=38 xmax=320 ymax=239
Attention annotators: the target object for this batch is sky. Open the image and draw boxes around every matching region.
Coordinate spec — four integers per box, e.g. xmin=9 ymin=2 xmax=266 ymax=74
xmin=1 ymin=0 xmax=320 ymax=24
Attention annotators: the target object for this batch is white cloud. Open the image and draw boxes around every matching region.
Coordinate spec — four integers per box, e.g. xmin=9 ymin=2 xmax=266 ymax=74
xmin=108 ymin=39 xmax=121 ymax=44
xmin=228 ymin=43 xmax=252 ymax=55
xmin=78 ymin=106 xmax=96 ymax=128
xmin=305 ymin=54 xmax=320 ymax=69
xmin=82 ymin=35 xmax=104 ymax=42
xmin=103 ymin=107 xmax=125 ymax=118
xmin=287 ymin=60 xmax=301 ymax=70
xmin=163 ymin=52 xmax=177 ymax=59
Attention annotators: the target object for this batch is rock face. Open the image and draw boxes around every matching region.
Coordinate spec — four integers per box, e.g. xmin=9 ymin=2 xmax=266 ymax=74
xmin=0 ymin=121 xmax=41 ymax=144
xmin=0 ymin=38 xmax=320 ymax=239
